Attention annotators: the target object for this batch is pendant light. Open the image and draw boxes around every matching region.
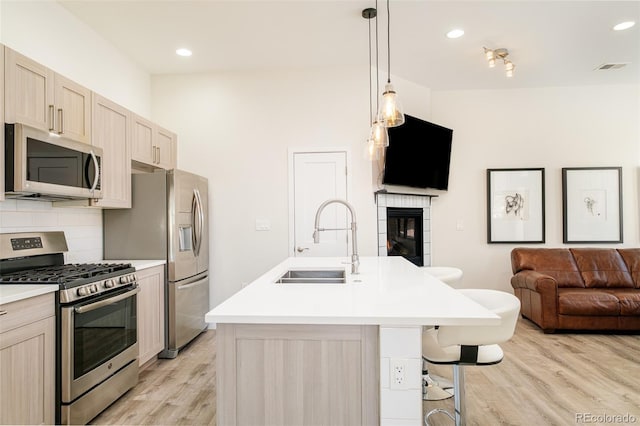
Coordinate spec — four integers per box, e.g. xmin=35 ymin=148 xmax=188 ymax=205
xmin=364 ymin=6 xmax=388 ymax=158
xmin=378 ymin=0 xmax=404 ymax=128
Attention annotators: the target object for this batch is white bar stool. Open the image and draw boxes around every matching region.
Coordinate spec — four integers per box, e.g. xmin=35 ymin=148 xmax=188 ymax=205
xmin=422 ymin=266 xmax=464 ymax=400
xmin=423 ymin=289 xmax=521 ymax=426
xmin=423 ymin=266 xmax=464 ymax=288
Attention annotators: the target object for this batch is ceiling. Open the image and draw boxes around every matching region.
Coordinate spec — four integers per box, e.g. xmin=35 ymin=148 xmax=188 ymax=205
xmin=59 ymin=0 xmax=640 ymax=90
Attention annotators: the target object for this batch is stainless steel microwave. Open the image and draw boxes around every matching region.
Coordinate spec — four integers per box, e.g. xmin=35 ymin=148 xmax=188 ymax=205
xmin=4 ymin=123 xmax=103 ymax=200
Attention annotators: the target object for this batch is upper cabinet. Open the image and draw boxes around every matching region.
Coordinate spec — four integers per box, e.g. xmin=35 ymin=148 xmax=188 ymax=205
xmin=4 ymin=48 xmax=91 ymax=144
xmin=132 ymin=114 xmax=176 ymax=170
xmin=90 ymin=94 xmax=132 ymax=208
xmin=156 ymin=126 xmax=177 ymax=170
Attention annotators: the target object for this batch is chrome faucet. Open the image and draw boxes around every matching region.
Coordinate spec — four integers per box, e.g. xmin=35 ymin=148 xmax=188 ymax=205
xmin=312 ymin=199 xmax=359 ymax=274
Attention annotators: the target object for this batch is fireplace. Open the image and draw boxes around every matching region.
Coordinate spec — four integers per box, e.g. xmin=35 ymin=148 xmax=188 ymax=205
xmin=376 ymin=191 xmax=433 ymax=267
xmin=387 ymin=208 xmax=423 ymax=266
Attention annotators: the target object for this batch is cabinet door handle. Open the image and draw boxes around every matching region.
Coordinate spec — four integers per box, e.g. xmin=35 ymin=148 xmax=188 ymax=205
xmin=48 ymin=105 xmax=55 ymax=131
xmin=58 ymin=108 xmax=64 ymax=134
xmin=0 ymin=310 xmax=7 ymax=316
xmin=296 ymin=247 xmax=309 ymax=253
xmin=157 ymin=147 xmax=161 ymax=164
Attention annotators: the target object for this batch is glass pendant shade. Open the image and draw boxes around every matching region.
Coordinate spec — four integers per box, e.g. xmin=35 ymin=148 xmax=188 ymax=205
xmin=379 ymin=83 xmax=405 ymax=127
xmin=370 ymin=117 xmax=389 ymax=147
xmin=365 ymin=138 xmax=377 ymax=161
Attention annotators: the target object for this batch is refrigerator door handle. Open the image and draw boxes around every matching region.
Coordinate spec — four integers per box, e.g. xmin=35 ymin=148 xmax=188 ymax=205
xmin=194 ymin=189 xmax=204 ymax=257
xmin=176 ymin=276 xmax=207 ymax=290
xmin=191 ymin=190 xmax=199 ymax=256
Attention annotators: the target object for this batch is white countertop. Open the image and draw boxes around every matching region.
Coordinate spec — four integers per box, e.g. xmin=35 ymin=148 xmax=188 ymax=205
xmin=0 ymin=284 xmax=58 ymax=305
xmin=0 ymin=260 xmax=165 ymax=305
xmin=103 ymin=259 xmax=166 ymax=270
xmin=205 ymin=256 xmax=500 ymax=326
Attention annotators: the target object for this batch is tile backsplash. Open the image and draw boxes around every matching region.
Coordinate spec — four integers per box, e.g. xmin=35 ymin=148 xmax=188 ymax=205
xmin=0 ymin=199 xmax=102 ymax=263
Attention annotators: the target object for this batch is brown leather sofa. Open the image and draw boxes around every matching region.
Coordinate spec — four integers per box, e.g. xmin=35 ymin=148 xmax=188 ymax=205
xmin=510 ymin=248 xmax=640 ymax=333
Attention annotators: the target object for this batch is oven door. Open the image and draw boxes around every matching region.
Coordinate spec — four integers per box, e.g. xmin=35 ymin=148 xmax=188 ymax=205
xmin=5 ymin=123 xmax=103 ymax=199
xmin=61 ymin=284 xmax=139 ymax=403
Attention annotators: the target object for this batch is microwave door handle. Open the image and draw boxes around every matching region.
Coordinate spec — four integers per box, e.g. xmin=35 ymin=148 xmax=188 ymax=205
xmin=89 ymin=150 xmax=100 ymax=192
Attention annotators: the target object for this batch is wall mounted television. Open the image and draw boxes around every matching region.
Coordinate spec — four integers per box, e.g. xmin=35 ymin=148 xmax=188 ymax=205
xmin=382 ymin=114 xmax=453 ymax=190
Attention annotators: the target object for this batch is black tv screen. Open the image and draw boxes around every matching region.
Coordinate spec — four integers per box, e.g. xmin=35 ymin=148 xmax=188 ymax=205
xmin=382 ymin=114 xmax=453 ymax=190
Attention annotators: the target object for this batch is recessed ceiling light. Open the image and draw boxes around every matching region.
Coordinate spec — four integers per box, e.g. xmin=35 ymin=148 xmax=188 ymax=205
xmin=176 ymin=48 xmax=192 ymax=57
xmin=613 ymin=21 xmax=635 ymax=31
xmin=446 ymin=29 xmax=465 ymax=39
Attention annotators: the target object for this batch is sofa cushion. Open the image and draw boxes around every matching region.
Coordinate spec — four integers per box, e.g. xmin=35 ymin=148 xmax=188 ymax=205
xmin=570 ymin=249 xmax=634 ymax=288
xmin=604 ymin=290 xmax=640 ymax=316
xmin=558 ymin=289 xmax=620 ymax=316
xmin=511 ymin=248 xmax=584 ymax=288
xmin=618 ymin=249 xmax=640 ymax=288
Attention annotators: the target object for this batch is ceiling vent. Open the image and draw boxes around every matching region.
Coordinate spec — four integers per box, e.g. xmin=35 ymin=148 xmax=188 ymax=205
xmin=595 ymin=63 xmax=629 ymax=70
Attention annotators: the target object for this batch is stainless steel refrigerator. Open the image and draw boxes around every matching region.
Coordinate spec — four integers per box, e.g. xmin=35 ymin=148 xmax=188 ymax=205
xmin=103 ymin=169 xmax=209 ymax=358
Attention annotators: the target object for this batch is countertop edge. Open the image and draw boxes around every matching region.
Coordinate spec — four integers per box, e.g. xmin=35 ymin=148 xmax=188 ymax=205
xmin=0 ymin=285 xmax=59 ymax=305
xmin=104 ymin=259 xmax=166 ymax=270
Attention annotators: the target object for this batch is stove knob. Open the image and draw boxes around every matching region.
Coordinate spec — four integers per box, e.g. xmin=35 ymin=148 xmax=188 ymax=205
xmin=77 ymin=287 xmax=88 ymax=297
xmin=104 ymin=279 xmax=114 ymax=289
xmin=91 ymin=284 xmax=98 ymax=293
xmin=120 ymin=276 xmax=128 ymax=284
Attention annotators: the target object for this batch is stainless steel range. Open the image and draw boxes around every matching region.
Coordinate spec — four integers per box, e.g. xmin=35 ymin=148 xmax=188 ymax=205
xmin=0 ymin=231 xmax=139 ymax=425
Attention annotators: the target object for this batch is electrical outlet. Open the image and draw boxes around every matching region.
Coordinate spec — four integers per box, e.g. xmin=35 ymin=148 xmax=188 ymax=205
xmin=390 ymin=358 xmax=408 ymax=389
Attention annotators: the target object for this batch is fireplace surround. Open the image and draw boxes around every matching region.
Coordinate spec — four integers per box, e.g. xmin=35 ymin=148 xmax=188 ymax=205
xmin=375 ymin=191 xmax=433 ymax=267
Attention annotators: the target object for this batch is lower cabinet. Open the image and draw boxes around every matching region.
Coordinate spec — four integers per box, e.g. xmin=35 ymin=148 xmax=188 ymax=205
xmin=216 ymin=323 xmax=379 ymax=425
xmin=0 ymin=293 xmax=55 ymax=425
xmin=136 ymin=265 xmax=166 ymax=366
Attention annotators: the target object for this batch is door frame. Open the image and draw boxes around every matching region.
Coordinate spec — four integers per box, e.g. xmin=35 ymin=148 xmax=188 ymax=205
xmin=287 ymin=147 xmax=352 ymax=257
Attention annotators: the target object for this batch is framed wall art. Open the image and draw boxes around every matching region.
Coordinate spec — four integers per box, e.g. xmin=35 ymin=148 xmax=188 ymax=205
xmin=562 ymin=167 xmax=623 ymax=243
xmin=487 ymin=168 xmax=545 ymax=244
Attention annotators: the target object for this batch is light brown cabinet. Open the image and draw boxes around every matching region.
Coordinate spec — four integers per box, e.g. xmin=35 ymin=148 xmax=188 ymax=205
xmin=0 ymin=293 xmax=55 ymax=425
xmin=136 ymin=265 xmax=166 ymax=367
xmin=132 ymin=114 xmax=176 ymax=170
xmin=90 ymin=93 xmax=132 ymax=208
xmin=4 ymin=47 xmax=91 ymax=144
xmin=155 ymin=126 xmax=177 ymax=170
xmin=216 ymin=324 xmax=379 ymax=425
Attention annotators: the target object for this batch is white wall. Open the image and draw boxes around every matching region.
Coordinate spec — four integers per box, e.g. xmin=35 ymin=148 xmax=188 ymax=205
xmin=151 ymin=68 xmax=431 ymax=307
xmin=430 ymin=85 xmax=640 ymax=292
xmin=0 ymin=0 xmax=150 ymax=116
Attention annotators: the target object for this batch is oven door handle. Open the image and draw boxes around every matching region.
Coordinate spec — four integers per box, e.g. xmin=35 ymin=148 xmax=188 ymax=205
xmin=74 ymin=285 xmax=139 ymax=314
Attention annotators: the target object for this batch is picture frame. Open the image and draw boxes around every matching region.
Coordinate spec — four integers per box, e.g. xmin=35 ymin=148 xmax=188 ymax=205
xmin=487 ymin=168 xmax=545 ymax=244
xmin=562 ymin=167 xmax=623 ymax=243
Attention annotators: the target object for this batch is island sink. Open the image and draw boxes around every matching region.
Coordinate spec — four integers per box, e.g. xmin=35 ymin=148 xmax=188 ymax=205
xmin=275 ymin=268 xmax=346 ymax=284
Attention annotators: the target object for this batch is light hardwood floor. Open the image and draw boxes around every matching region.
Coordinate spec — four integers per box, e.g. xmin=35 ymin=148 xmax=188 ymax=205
xmin=92 ymin=320 xmax=640 ymax=426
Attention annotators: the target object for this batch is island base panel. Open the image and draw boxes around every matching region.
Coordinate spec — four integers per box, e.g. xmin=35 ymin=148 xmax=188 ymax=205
xmin=216 ymin=323 xmax=379 ymax=425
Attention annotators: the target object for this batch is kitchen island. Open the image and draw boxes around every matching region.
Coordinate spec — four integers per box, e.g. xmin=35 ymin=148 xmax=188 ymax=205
xmin=205 ymin=256 xmax=499 ymax=425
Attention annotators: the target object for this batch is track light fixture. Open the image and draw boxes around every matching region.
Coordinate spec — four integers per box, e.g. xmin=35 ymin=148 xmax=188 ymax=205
xmin=483 ymin=47 xmax=516 ymax=77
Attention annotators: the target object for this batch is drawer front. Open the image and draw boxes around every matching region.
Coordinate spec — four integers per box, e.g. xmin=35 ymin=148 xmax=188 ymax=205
xmin=0 ymin=293 xmax=55 ymax=333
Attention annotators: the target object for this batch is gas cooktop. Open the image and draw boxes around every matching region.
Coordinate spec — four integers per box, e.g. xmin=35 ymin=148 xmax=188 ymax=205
xmin=0 ymin=262 xmax=134 ymax=287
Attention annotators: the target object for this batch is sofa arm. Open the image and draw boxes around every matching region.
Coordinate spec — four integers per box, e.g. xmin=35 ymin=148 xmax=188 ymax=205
xmin=511 ymin=270 xmax=558 ymax=332
xmin=511 ymin=270 xmax=557 ymax=294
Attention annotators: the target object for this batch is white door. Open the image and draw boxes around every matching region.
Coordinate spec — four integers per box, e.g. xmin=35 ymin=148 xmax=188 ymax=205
xmin=292 ymin=151 xmax=348 ymax=257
